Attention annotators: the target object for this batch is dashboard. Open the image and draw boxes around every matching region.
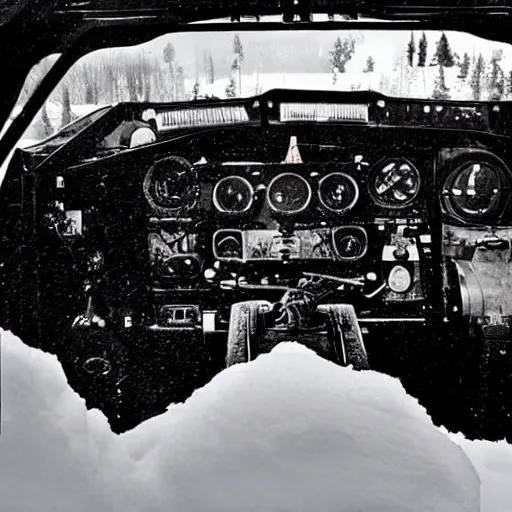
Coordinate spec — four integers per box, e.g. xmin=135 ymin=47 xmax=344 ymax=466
xmin=5 ymin=93 xmax=512 ymax=434
xmin=26 ymin=119 xmax=512 ymax=347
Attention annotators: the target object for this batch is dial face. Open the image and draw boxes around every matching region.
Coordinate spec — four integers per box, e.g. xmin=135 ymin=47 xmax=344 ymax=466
xmin=213 ymin=176 xmax=254 ymax=213
xmin=444 ymin=162 xmax=502 ymax=218
xmin=337 ymin=234 xmax=364 ymax=258
xmin=213 ymin=230 xmax=244 ymax=260
xmin=158 ymin=255 xmax=202 ymax=279
xmin=267 ymin=173 xmax=312 ymax=214
xmin=371 ymin=160 xmax=420 ymax=207
xmin=318 ymin=172 xmax=359 ymax=213
xmin=144 ymin=156 xmax=198 ymax=213
xmin=332 ymin=227 xmax=368 ymax=260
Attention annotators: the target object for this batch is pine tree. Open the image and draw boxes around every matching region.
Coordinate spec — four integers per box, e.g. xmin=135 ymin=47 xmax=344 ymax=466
xmin=433 ymin=32 xmax=454 ymax=67
xmin=458 ymin=52 xmax=470 ymax=80
xmin=192 ymin=81 xmax=200 ymax=100
xmin=407 ymin=32 xmax=416 ymax=67
xmin=163 ymin=43 xmax=177 ymax=101
xmin=363 ymin=56 xmax=375 ymax=73
xmin=85 ymin=83 xmax=94 ymax=104
xmin=61 ymin=85 xmax=71 ymax=128
xmin=176 ymin=66 xmax=185 ymax=101
xmin=488 ymin=50 xmax=505 ymax=101
xmin=329 ymin=36 xmax=356 ymax=84
xmin=418 ymin=32 xmax=427 ymax=67
xmin=40 ymin=103 xmax=52 ymax=138
xmin=225 ymin=76 xmax=237 ymax=98
xmin=470 ymin=53 xmax=486 ymax=100
xmin=207 ymin=54 xmax=215 ymax=84
xmin=433 ymin=65 xmax=450 ymax=100
xmin=232 ymin=35 xmax=244 ymax=96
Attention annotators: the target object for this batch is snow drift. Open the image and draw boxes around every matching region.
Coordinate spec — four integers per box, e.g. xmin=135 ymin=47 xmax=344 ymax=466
xmin=449 ymin=431 xmax=512 ymax=512
xmin=0 ymin=329 xmax=481 ymax=511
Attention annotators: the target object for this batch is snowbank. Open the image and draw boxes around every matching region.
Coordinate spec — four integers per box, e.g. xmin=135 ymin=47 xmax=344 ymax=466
xmin=0 ymin=329 xmax=136 ymax=512
xmin=0 ymin=329 xmax=483 ymax=511
xmin=449 ymin=431 xmax=512 ymax=512
xmin=122 ymin=341 xmax=480 ymax=512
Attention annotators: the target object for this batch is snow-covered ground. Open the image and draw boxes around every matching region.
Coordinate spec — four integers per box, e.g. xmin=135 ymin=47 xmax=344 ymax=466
xmin=191 ymin=66 xmax=472 ymax=100
xmin=1 ymin=328 xmax=511 ymax=511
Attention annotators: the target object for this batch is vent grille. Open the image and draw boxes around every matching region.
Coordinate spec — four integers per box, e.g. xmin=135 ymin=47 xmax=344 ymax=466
xmin=280 ymin=102 xmax=369 ymax=123
xmin=156 ymin=106 xmax=249 ymax=131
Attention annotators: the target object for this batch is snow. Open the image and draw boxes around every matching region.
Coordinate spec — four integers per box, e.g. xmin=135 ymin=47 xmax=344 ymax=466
xmin=0 ymin=328 xmax=493 ymax=511
xmin=448 ymin=432 xmax=512 ymax=512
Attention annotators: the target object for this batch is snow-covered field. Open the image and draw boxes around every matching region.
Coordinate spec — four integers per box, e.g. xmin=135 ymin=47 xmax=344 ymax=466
xmin=1 ymin=329 xmax=511 ymax=511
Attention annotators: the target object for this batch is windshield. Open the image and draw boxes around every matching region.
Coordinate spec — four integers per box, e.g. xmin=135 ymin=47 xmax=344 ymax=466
xmin=12 ymin=28 xmax=512 ymax=146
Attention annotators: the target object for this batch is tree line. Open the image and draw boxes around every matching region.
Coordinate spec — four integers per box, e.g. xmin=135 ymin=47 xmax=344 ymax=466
xmin=405 ymin=31 xmax=510 ymax=101
xmin=12 ymin=31 xmax=512 ymax=140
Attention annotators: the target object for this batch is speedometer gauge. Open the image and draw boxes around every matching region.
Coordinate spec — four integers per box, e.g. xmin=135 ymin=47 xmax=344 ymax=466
xmin=267 ymin=173 xmax=312 ymax=214
xmin=213 ymin=176 xmax=254 ymax=213
xmin=143 ymin=156 xmax=199 ymax=215
xmin=318 ymin=172 xmax=359 ymax=213
xmin=370 ymin=159 xmax=420 ymax=208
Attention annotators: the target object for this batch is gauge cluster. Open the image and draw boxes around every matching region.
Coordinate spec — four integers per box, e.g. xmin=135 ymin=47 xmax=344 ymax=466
xmin=143 ymin=157 xmax=425 ymax=222
xmin=142 ymin=154 xmax=430 ymax=304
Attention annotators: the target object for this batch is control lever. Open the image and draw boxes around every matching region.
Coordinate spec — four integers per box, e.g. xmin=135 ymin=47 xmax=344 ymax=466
xmin=302 ymin=272 xmax=365 ymax=289
xmin=220 ymin=280 xmax=301 ymax=292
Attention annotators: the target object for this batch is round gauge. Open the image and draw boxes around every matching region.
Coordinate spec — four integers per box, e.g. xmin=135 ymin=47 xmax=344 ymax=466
xmin=332 ymin=227 xmax=368 ymax=261
xmin=213 ymin=176 xmax=254 ymax=213
xmin=213 ymin=230 xmax=244 ymax=260
xmin=442 ymin=161 xmax=504 ymax=220
xmin=267 ymin=173 xmax=312 ymax=214
xmin=370 ymin=159 xmax=421 ymax=208
xmin=388 ymin=265 xmax=412 ymax=293
xmin=318 ymin=172 xmax=359 ymax=213
xmin=143 ymin=156 xmax=199 ymax=214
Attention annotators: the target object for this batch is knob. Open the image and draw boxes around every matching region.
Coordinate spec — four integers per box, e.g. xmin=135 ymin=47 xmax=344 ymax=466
xmin=366 ymin=272 xmax=377 ymax=282
xmin=204 ymin=268 xmax=216 ymax=280
xmin=393 ymin=246 xmax=409 ymax=261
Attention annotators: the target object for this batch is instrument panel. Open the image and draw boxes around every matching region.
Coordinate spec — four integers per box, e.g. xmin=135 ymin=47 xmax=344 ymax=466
xmin=143 ymin=154 xmax=430 ymax=298
xmin=142 ymin=155 xmax=427 ymax=222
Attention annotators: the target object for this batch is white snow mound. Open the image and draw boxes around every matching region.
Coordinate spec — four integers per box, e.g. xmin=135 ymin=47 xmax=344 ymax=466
xmin=0 ymin=331 xmax=481 ymax=512
xmin=0 ymin=330 xmax=135 ymax=512
xmin=123 ymin=341 xmax=480 ymax=512
xmin=448 ymin=430 xmax=512 ymax=512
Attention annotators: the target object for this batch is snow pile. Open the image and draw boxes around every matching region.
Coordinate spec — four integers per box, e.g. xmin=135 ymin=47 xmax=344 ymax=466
xmin=122 ymin=341 xmax=480 ymax=512
xmin=0 ymin=329 xmax=138 ymax=512
xmin=0 ymin=329 xmax=481 ymax=512
xmin=449 ymin=432 xmax=512 ymax=512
